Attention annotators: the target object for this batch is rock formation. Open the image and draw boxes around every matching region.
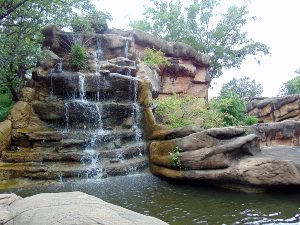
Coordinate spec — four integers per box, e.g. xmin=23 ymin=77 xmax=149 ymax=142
xmin=247 ymin=94 xmax=300 ymax=123
xmin=0 ymin=192 xmax=168 ymax=225
xmin=149 ymin=126 xmax=300 ymax=191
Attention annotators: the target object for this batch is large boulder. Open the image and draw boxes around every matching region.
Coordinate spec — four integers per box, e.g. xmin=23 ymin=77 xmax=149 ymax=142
xmin=0 ymin=192 xmax=168 ymax=225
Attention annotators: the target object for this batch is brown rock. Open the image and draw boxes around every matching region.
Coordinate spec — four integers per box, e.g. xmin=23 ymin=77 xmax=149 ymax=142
xmin=236 ymin=158 xmax=300 ymax=186
xmin=0 ymin=120 xmax=12 ymax=155
xmin=10 ymin=101 xmax=31 ymax=129
xmin=20 ymin=87 xmax=35 ymax=102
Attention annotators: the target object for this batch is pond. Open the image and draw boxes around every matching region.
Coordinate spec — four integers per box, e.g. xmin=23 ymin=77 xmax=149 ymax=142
xmin=1 ymin=173 xmax=300 ymax=225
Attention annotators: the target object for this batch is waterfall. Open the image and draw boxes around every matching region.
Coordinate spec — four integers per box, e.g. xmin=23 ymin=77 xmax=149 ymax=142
xmin=96 ymin=36 xmax=104 ymax=72
xmin=124 ymin=37 xmax=130 ymax=58
xmin=78 ymin=73 xmax=86 ymax=101
xmin=64 ymin=102 xmax=69 ymax=132
xmin=72 ymin=33 xmax=83 ymax=45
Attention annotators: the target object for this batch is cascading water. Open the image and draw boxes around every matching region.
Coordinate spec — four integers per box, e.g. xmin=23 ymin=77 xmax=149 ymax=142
xmin=124 ymin=37 xmax=130 ymax=58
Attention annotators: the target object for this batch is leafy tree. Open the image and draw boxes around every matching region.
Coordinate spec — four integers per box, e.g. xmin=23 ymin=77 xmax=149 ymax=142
xmin=220 ymin=76 xmax=263 ymax=99
xmin=0 ymin=0 xmax=110 ymax=99
xmin=279 ymin=76 xmax=300 ymax=96
xmin=130 ymin=0 xmax=270 ymax=79
xmin=70 ymin=9 xmax=112 ymax=33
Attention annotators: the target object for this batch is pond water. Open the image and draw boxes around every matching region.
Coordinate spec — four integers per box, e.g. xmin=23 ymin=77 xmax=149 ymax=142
xmin=1 ymin=173 xmax=300 ymax=225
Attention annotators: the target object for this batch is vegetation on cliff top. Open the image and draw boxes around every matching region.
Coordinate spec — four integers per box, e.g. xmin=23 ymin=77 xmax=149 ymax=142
xmin=130 ymin=0 xmax=270 ymax=79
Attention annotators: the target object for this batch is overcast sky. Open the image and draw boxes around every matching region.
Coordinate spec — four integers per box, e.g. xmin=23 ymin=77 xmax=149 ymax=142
xmin=92 ymin=0 xmax=300 ymax=98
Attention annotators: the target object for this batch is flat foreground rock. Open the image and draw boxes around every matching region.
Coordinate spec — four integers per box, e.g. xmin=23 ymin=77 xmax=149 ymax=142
xmin=0 ymin=191 xmax=168 ymax=225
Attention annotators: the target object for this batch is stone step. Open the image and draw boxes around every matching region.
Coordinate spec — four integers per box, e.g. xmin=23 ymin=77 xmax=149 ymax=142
xmin=47 ymin=72 xmax=139 ymax=101
xmin=33 ymin=100 xmax=134 ymax=128
xmin=104 ymin=157 xmax=148 ymax=176
xmin=2 ymin=143 xmax=145 ymax=163
xmin=12 ymin=129 xmax=139 ymax=148
xmin=61 ymin=129 xmax=137 ymax=145
xmin=0 ymin=157 xmax=148 ymax=180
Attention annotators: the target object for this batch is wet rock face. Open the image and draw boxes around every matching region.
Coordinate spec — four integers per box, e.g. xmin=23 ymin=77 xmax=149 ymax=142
xmin=41 ymin=26 xmax=211 ymax=99
xmin=247 ymin=94 xmax=300 ymax=123
xmin=0 ymin=192 xmax=168 ymax=225
xmin=149 ymin=126 xmax=300 ymax=191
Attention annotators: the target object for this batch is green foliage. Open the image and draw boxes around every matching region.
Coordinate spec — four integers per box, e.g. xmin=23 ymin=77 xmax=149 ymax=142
xmin=0 ymin=86 xmax=15 ymax=122
xmin=0 ymin=0 xmax=108 ymax=96
xmin=70 ymin=10 xmax=112 ymax=33
xmin=69 ymin=44 xmax=87 ymax=71
xmin=170 ymin=146 xmax=182 ymax=169
xmin=130 ymin=0 xmax=270 ymax=79
xmin=71 ymin=16 xmax=92 ymax=32
xmin=87 ymin=10 xmax=112 ymax=33
xmin=220 ymin=76 xmax=263 ymax=99
xmin=279 ymin=76 xmax=300 ymax=96
xmin=143 ymin=48 xmax=170 ymax=66
xmin=155 ymin=92 xmax=258 ymax=129
xmin=155 ymin=94 xmax=224 ymax=129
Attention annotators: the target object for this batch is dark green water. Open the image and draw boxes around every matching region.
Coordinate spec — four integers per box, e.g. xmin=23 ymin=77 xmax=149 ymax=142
xmin=1 ymin=174 xmax=300 ymax=225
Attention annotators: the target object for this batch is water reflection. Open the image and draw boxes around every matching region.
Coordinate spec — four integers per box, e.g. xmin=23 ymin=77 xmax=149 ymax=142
xmin=1 ymin=174 xmax=300 ymax=225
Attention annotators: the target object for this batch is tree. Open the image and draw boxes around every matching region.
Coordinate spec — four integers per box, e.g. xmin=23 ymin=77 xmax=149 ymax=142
xmin=220 ymin=76 xmax=263 ymax=99
xmin=130 ymin=0 xmax=270 ymax=79
xmin=0 ymin=0 xmax=110 ymax=99
xmin=279 ymin=76 xmax=300 ymax=96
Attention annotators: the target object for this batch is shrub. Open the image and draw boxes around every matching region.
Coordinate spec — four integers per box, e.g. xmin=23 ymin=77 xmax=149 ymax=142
xmin=170 ymin=146 xmax=182 ymax=169
xmin=155 ymin=92 xmax=258 ymax=129
xmin=69 ymin=44 xmax=87 ymax=71
xmin=0 ymin=86 xmax=15 ymax=122
xmin=142 ymin=48 xmax=170 ymax=66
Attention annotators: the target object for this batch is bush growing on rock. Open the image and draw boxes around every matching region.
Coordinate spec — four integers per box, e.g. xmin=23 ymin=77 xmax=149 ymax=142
xmin=142 ymin=48 xmax=170 ymax=66
xmin=155 ymin=92 xmax=258 ymax=129
xmin=69 ymin=44 xmax=87 ymax=71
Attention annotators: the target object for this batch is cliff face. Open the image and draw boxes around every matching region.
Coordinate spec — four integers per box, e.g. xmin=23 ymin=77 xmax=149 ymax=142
xmin=247 ymin=95 xmax=300 ymax=123
xmin=42 ymin=26 xmax=211 ymax=100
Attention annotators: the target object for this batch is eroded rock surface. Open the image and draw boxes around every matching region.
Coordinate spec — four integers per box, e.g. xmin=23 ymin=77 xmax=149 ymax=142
xmin=150 ymin=126 xmax=300 ymax=190
xmin=247 ymin=94 xmax=300 ymax=123
xmin=0 ymin=192 xmax=168 ymax=225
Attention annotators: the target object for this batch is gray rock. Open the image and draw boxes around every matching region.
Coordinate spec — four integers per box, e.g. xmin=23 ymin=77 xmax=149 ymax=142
xmin=1 ymin=192 xmax=168 ymax=225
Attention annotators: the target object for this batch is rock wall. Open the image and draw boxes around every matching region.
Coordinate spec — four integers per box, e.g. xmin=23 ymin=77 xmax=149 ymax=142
xmin=247 ymin=95 xmax=300 ymax=123
xmin=248 ymin=120 xmax=300 ymax=147
xmin=0 ymin=120 xmax=12 ymax=156
xmin=42 ymin=26 xmax=211 ymax=99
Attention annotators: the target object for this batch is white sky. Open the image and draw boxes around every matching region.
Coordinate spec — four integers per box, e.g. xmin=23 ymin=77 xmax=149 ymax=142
xmin=93 ymin=0 xmax=300 ymax=98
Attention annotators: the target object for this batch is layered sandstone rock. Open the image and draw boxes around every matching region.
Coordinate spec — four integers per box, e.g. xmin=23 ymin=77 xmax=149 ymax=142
xmin=149 ymin=126 xmax=300 ymax=191
xmin=247 ymin=94 xmax=300 ymax=123
xmin=0 ymin=192 xmax=168 ymax=225
xmin=41 ymin=26 xmax=211 ymax=99
xmin=0 ymin=120 xmax=12 ymax=156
